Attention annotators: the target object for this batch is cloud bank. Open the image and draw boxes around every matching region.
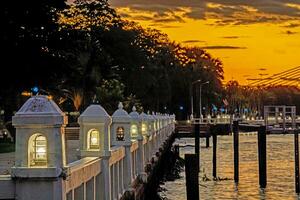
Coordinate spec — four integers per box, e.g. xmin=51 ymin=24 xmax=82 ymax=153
xmin=109 ymin=0 xmax=300 ymax=26
xmin=200 ymin=45 xmax=247 ymax=49
xmin=182 ymin=40 xmax=206 ymax=44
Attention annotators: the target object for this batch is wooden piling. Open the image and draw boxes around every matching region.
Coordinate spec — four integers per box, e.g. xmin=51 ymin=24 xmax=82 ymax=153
xmin=213 ymin=129 xmax=217 ymax=179
xmin=185 ymin=154 xmax=200 ymax=200
xmin=233 ymin=120 xmax=239 ymax=184
xmin=258 ymin=126 xmax=267 ymax=189
xmin=295 ymin=130 xmax=300 ymax=194
xmin=195 ymin=122 xmax=200 ymax=156
xmin=194 ymin=120 xmax=200 ymax=172
xmin=206 ymin=136 xmax=210 ymax=148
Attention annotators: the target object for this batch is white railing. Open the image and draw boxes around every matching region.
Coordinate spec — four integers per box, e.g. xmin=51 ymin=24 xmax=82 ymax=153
xmin=1 ymin=95 xmax=177 ymax=200
xmin=0 ymin=118 xmax=175 ymax=200
xmin=65 ymin=157 xmax=102 ymax=200
xmin=62 ymin=121 xmax=175 ymax=200
xmin=110 ymin=146 xmax=125 ymax=200
xmin=0 ymin=175 xmax=14 ymax=199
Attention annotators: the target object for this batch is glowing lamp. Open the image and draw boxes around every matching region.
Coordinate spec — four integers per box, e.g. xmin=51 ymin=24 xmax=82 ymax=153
xmin=116 ymin=127 xmax=125 ymax=141
xmin=91 ymin=136 xmax=98 ymax=145
xmin=30 ymin=134 xmax=47 ymax=167
xmin=89 ymin=130 xmax=100 ymax=149
xmin=31 ymin=86 xmax=39 ymax=95
xmin=21 ymin=91 xmax=32 ymax=97
xmin=36 ymin=147 xmax=46 ymax=159
xmin=141 ymin=123 xmax=147 ymax=135
xmin=131 ymin=125 xmax=138 ymax=138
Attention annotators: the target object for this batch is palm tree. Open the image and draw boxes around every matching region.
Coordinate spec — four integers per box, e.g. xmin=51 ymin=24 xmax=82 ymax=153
xmin=60 ymin=89 xmax=83 ymax=111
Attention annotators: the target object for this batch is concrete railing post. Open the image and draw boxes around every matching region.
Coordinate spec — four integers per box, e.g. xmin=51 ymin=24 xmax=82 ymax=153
xmin=152 ymin=112 xmax=158 ymax=154
xmin=130 ymin=107 xmax=147 ymax=182
xmin=139 ymin=112 xmax=149 ymax=163
xmin=12 ymin=95 xmax=68 ymax=200
xmin=111 ymin=102 xmax=133 ymax=193
xmin=146 ymin=112 xmax=154 ymax=159
xmin=78 ymin=104 xmax=112 ymax=200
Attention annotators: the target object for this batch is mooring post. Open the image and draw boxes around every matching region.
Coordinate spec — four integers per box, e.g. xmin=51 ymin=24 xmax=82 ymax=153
xmin=185 ymin=154 xmax=200 ymax=200
xmin=233 ymin=120 xmax=239 ymax=184
xmin=206 ymin=135 xmax=210 ymax=148
xmin=213 ymin=127 xmax=217 ymax=179
xmin=258 ymin=125 xmax=267 ymax=189
xmin=295 ymin=129 xmax=300 ymax=194
xmin=194 ymin=119 xmax=200 ymax=172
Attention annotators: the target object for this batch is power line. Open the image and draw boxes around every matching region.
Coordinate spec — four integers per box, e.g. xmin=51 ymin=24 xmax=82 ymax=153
xmin=249 ymin=66 xmax=300 ymax=85
xmin=248 ymin=66 xmax=300 ymax=87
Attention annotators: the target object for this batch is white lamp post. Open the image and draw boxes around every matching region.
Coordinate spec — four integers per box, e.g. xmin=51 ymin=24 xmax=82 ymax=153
xmin=191 ymin=80 xmax=209 ymax=121
xmin=12 ymin=95 xmax=68 ymax=200
xmin=199 ymin=81 xmax=210 ymax=122
xmin=112 ymin=102 xmax=133 ymax=191
xmin=129 ymin=106 xmax=146 ymax=180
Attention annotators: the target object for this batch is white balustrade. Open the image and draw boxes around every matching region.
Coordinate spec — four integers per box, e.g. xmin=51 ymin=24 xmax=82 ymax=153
xmin=2 ymin=96 xmax=176 ymax=200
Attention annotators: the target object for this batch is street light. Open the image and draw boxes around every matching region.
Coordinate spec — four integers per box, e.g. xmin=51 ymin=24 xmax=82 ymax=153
xmin=190 ymin=79 xmax=209 ymax=173
xmin=191 ymin=80 xmax=209 ymax=121
xmin=199 ymin=81 xmax=210 ymax=122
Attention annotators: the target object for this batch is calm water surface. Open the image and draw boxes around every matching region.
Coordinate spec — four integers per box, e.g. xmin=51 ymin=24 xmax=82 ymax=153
xmin=160 ymin=134 xmax=300 ymax=200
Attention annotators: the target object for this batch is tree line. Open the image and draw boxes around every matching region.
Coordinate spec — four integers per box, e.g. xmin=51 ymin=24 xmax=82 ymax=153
xmin=225 ymin=80 xmax=300 ymax=117
xmin=0 ymin=0 xmax=224 ymax=123
xmin=1 ymin=0 xmax=299 ymax=129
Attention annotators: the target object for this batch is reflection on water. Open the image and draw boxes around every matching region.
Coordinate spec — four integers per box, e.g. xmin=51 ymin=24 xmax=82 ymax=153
xmin=160 ymin=134 xmax=300 ymax=200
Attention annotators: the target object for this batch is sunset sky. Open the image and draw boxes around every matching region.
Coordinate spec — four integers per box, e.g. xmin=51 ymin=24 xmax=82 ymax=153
xmin=109 ymin=0 xmax=300 ymax=84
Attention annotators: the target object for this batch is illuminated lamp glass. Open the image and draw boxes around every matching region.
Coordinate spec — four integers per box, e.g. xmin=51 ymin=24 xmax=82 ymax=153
xmin=131 ymin=124 xmax=138 ymax=138
xmin=30 ymin=134 xmax=47 ymax=167
xmin=116 ymin=127 xmax=125 ymax=141
xmin=89 ymin=129 xmax=100 ymax=149
xmin=141 ymin=123 xmax=147 ymax=135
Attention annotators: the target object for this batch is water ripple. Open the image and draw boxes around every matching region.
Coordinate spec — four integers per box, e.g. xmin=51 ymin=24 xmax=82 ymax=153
xmin=160 ymin=134 xmax=300 ymax=200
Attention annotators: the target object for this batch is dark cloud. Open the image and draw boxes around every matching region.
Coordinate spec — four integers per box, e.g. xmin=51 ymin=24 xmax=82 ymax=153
xmin=129 ymin=5 xmax=181 ymax=16
xmin=283 ymin=30 xmax=298 ymax=35
xmin=282 ymin=23 xmax=300 ymax=28
xmin=148 ymin=23 xmax=182 ymax=28
xmin=109 ymin=0 xmax=204 ymax=8
xmin=182 ymin=40 xmax=206 ymax=44
xmin=118 ymin=4 xmax=186 ymax=23
xmin=222 ymin=36 xmax=240 ymax=39
xmin=257 ymin=68 xmax=267 ymax=71
xmin=129 ymin=15 xmax=153 ymax=21
xmin=158 ymin=25 xmax=182 ymax=28
xmin=183 ymin=8 xmax=206 ymax=19
xmin=110 ymin=0 xmax=300 ymax=26
xmin=153 ymin=17 xmax=185 ymax=23
xmin=118 ymin=13 xmax=131 ymax=18
xmin=200 ymin=45 xmax=247 ymax=49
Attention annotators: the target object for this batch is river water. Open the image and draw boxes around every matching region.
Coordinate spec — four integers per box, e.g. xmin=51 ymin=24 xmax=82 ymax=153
xmin=159 ymin=134 xmax=300 ymax=200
